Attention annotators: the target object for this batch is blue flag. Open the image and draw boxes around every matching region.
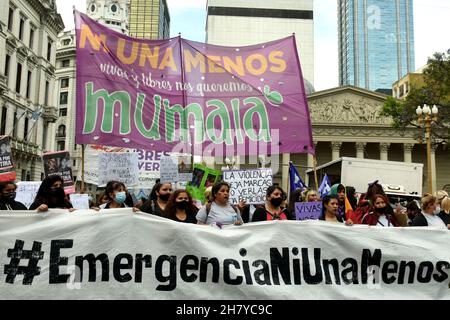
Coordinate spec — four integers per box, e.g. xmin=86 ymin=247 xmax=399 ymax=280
xmin=289 ymin=161 xmax=307 ymax=193
xmin=318 ymin=174 xmax=332 ymax=198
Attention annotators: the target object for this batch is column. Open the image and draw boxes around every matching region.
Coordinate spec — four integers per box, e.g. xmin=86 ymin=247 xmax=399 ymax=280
xmin=331 ymin=142 xmax=342 ymax=161
xmin=4 ymin=104 xmax=15 ymax=135
xmin=431 ymin=144 xmax=437 ymax=194
xmin=379 ymin=143 xmax=390 ymax=161
xmin=403 ymin=143 xmax=414 ymax=163
xmin=355 ymin=142 xmax=366 ymax=159
xmin=282 ymin=153 xmax=290 ymax=193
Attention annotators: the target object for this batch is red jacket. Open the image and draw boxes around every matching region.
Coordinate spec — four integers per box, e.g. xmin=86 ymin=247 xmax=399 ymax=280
xmin=361 ymin=211 xmax=400 ymax=227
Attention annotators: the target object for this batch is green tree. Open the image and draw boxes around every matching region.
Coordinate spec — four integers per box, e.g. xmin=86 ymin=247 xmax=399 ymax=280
xmin=381 ymin=50 xmax=450 ymax=142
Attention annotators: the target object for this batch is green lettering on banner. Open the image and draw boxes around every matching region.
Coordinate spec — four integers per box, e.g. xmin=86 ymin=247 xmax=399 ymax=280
xmin=134 ymin=93 xmax=161 ymax=140
xmin=206 ymin=100 xmax=232 ymax=145
xmin=243 ymin=97 xmax=271 ymax=142
xmin=84 ymin=82 xmax=131 ymax=135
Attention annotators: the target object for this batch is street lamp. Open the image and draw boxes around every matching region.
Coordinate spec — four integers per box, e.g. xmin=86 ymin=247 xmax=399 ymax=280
xmin=416 ymin=104 xmax=439 ymax=194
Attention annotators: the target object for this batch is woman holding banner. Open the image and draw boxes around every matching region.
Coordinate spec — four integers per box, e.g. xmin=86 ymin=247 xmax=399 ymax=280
xmin=0 ymin=181 xmax=27 ymax=210
xmin=251 ymin=186 xmax=291 ymax=222
xmin=163 ymin=189 xmax=198 ymax=224
xmin=320 ymin=195 xmax=353 ymax=225
xmin=140 ymin=182 xmax=173 ymax=216
xmin=29 ymin=176 xmax=73 ymax=212
xmin=361 ymin=194 xmax=400 ymax=227
xmin=196 ymin=181 xmax=243 ymax=227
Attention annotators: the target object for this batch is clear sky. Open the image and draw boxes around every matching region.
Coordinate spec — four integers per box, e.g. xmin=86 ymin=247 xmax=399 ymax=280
xmin=57 ymin=0 xmax=450 ymax=91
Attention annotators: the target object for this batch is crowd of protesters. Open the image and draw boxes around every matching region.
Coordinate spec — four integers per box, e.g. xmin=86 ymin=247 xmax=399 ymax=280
xmin=0 ymin=175 xmax=449 ymax=230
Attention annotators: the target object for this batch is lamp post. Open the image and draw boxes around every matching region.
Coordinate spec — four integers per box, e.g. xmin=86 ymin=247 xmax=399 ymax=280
xmin=416 ymin=104 xmax=439 ymax=194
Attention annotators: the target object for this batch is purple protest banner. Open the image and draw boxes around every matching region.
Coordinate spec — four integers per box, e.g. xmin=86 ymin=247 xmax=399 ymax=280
xmin=295 ymin=202 xmax=322 ymax=221
xmin=74 ymin=11 xmax=314 ymax=156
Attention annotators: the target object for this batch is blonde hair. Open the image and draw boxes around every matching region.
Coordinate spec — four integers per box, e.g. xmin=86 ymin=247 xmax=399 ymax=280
xmin=441 ymin=196 xmax=450 ymax=214
xmin=204 ymin=186 xmax=212 ymax=203
xmin=306 ymin=189 xmax=319 ymax=201
xmin=421 ymin=193 xmax=436 ymax=211
xmin=435 ymin=190 xmax=449 ymax=205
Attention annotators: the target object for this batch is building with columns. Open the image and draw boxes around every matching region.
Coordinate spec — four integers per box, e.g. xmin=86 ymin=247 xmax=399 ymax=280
xmin=299 ymin=86 xmax=449 ymax=193
xmin=0 ymin=0 xmax=64 ymax=181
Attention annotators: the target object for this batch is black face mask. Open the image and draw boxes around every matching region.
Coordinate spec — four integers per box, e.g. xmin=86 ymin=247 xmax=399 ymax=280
xmin=159 ymin=193 xmax=170 ymax=202
xmin=375 ymin=206 xmax=386 ymax=214
xmin=270 ymin=197 xmax=283 ymax=207
xmin=50 ymin=187 xmax=65 ymax=199
xmin=175 ymin=201 xmax=189 ymax=210
xmin=1 ymin=192 xmax=16 ymax=202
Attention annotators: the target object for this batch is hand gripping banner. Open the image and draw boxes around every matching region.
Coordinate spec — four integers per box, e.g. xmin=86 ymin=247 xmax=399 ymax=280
xmin=74 ymin=11 xmax=314 ymax=156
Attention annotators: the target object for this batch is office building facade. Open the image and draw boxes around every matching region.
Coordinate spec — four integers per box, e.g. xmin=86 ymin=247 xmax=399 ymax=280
xmin=338 ymin=0 xmax=415 ymax=92
xmin=129 ymin=0 xmax=170 ymax=39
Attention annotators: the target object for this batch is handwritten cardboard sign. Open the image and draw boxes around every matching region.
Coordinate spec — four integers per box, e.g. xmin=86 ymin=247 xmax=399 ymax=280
xmin=223 ymin=168 xmax=273 ymax=204
xmin=295 ymin=201 xmax=322 ymax=220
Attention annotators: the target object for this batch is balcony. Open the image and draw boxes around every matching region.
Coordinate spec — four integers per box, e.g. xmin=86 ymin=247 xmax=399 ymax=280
xmin=42 ymin=106 xmax=58 ymax=122
xmin=10 ymin=137 xmax=40 ymax=157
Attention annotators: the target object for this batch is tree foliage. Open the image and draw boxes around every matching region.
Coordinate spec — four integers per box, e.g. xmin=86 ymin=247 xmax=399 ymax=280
xmin=381 ymin=50 xmax=450 ymax=142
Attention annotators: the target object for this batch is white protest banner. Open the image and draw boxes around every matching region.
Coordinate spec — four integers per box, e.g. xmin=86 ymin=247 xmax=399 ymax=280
xmin=69 ymin=194 xmax=90 ymax=209
xmin=98 ymin=152 xmax=139 ymax=187
xmin=81 ymin=145 xmax=168 ymax=189
xmin=15 ymin=181 xmax=41 ymax=209
xmin=0 ymin=210 xmax=449 ymax=299
xmin=223 ymin=168 xmax=273 ymax=204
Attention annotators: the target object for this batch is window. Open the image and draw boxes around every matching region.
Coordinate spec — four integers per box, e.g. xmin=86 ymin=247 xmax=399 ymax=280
xmin=8 ymin=7 xmax=14 ymax=31
xmin=21 ymin=170 xmax=27 ymax=181
xmin=29 ymin=26 xmax=35 ymax=49
xmin=57 ymin=141 xmax=65 ymax=151
xmin=62 ymin=59 xmax=70 ymax=67
xmin=4 ymin=54 xmax=10 ymax=80
xmin=62 ymin=38 xmax=71 ymax=46
xmin=60 ymin=78 xmax=69 ymax=88
xmin=59 ymin=108 xmax=67 ymax=117
xmin=23 ymin=117 xmax=29 ymax=141
xmin=15 ymin=63 xmax=22 ymax=93
xmin=59 ymin=92 xmax=68 ymax=105
xmin=111 ymin=4 xmax=118 ymax=13
xmin=47 ymin=38 xmax=52 ymax=61
xmin=73 ymin=160 xmax=76 ymax=167
xmin=57 ymin=124 xmax=66 ymax=137
xmin=12 ymin=112 xmax=17 ymax=138
xmin=0 ymin=107 xmax=7 ymax=135
xmin=90 ymin=4 xmax=96 ymax=12
xmin=44 ymin=81 xmax=49 ymax=105
xmin=19 ymin=17 xmax=24 ymax=40
xmin=26 ymin=71 xmax=32 ymax=98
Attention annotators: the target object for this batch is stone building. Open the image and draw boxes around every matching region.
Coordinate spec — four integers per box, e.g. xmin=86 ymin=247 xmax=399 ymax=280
xmin=0 ymin=0 xmax=64 ymax=181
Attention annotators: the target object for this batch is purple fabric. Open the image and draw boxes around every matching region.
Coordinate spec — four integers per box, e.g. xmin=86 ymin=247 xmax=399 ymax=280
xmin=74 ymin=11 xmax=314 ymax=156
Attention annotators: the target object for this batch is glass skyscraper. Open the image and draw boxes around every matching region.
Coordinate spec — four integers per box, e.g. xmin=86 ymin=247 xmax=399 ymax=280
xmin=338 ymin=0 xmax=415 ymax=92
xmin=129 ymin=0 xmax=170 ymax=39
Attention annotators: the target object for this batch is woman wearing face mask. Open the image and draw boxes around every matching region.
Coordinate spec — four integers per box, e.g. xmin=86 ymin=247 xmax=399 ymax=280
xmin=163 ymin=189 xmax=198 ymax=223
xmin=0 ymin=181 xmax=27 ymax=210
xmin=99 ymin=181 xmax=129 ymax=209
xmin=320 ymin=195 xmax=353 ymax=225
xmin=361 ymin=194 xmax=399 ymax=227
xmin=140 ymin=182 xmax=173 ymax=216
xmin=29 ymin=176 xmax=73 ymax=212
xmin=252 ymin=186 xmax=291 ymax=222
xmin=412 ymin=193 xmax=448 ymax=229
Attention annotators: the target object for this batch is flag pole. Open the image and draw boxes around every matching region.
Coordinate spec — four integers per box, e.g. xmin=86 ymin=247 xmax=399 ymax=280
xmin=81 ymin=144 xmax=85 ymax=193
xmin=313 ymin=155 xmax=319 ymax=190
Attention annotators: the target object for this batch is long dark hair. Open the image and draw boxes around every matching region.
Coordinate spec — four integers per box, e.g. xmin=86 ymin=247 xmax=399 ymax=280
xmin=149 ymin=182 xmax=172 ymax=201
xmin=104 ymin=181 xmax=125 ymax=201
xmin=163 ymin=189 xmax=197 ymax=220
xmin=320 ymin=195 xmax=342 ymax=221
xmin=211 ymin=181 xmax=230 ymax=201
xmin=34 ymin=175 xmax=67 ymax=207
